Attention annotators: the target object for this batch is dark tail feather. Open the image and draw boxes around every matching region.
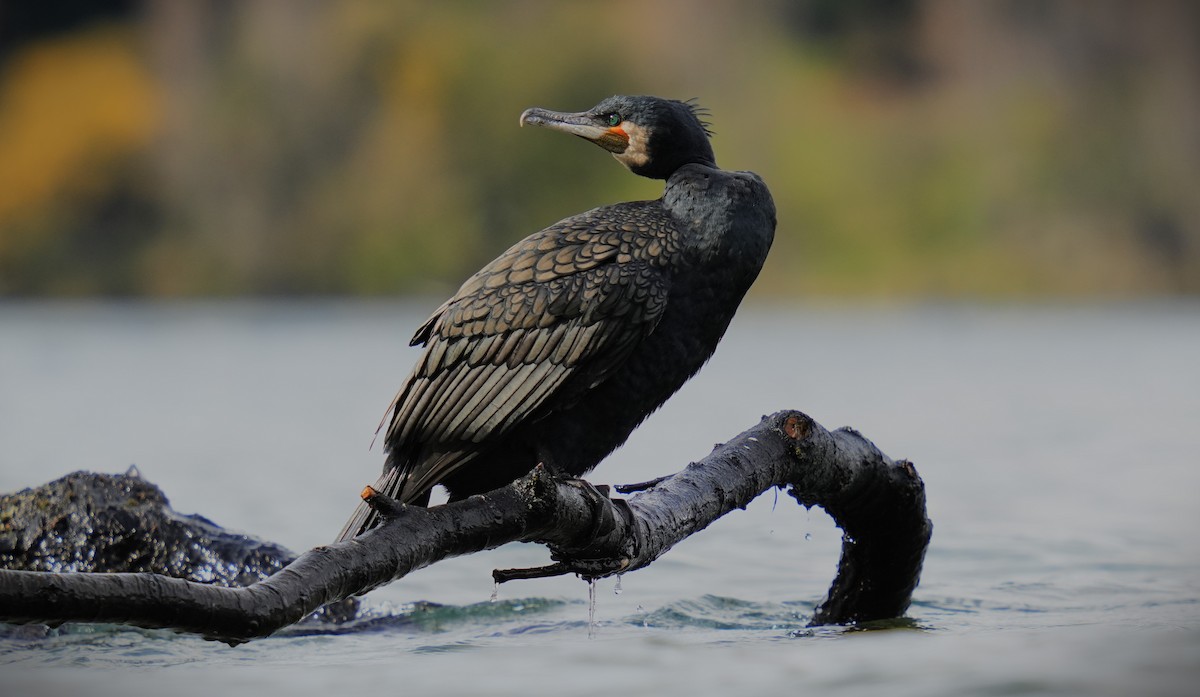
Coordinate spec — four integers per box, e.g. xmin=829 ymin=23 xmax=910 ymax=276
xmin=333 ymin=465 xmax=404 ymax=543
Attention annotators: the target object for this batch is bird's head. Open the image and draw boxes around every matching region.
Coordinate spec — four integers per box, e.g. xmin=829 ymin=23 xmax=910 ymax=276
xmin=520 ymin=95 xmax=716 ymax=180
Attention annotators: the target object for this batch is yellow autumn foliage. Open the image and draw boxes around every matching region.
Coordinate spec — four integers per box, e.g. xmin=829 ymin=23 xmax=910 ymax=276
xmin=0 ymin=27 xmax=159 ymax=239
xmin=0 ymin=3 xmax=1196 ymax=296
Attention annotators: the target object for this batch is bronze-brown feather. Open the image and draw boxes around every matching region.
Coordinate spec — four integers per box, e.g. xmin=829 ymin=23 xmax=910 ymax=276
xmin=376 ymin=201 xmax=679 ymax=500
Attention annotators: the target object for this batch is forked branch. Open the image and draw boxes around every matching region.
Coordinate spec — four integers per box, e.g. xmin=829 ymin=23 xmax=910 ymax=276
xmin=0 ymin=410 xmax=930 ymax=643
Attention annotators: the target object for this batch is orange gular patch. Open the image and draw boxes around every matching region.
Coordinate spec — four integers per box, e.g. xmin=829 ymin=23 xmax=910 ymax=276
xmin=594 ymin=125 xmax=630 ymax=153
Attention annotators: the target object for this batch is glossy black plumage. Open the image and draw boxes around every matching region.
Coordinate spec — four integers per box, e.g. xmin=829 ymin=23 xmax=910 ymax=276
xmin=337 ymin=96 xmax=775 ymax=541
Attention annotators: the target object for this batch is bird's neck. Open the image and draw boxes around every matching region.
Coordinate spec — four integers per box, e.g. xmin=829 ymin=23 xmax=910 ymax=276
xmin=629 ymin=147 xmax=716 ymax=180
xmin=662 ymin=163 xmax=729 ymax=258
xmin=662 ymin=163 xmax=774 ymax=273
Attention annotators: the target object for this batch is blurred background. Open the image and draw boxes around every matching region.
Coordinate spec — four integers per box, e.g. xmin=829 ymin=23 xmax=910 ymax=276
xmin=3 ymin=4 xmax=1200 ymax=689
xmin=1 ymin=0 xmax=1197 ymax=299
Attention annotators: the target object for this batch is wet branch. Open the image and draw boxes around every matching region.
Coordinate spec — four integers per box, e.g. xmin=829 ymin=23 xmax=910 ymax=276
xmin=0 ymin=410 xmax=930 ymax=643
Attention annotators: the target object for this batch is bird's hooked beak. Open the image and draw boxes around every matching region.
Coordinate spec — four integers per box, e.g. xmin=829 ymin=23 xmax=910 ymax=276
xmin=520 ymin=107 xmax=630 ymax=154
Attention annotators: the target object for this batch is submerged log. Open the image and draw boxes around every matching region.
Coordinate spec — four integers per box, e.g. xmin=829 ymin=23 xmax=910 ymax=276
xmin=0 ymin=410 xmax=930 ymax=643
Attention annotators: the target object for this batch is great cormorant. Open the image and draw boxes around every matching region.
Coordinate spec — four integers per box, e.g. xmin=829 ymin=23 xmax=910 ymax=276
xmin=336 ymin=95 xmax=775 ymax=541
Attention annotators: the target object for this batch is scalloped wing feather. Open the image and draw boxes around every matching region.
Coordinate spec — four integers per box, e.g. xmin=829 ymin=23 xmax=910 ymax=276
xmin=380 ymin=202 xmax=679 ymax=458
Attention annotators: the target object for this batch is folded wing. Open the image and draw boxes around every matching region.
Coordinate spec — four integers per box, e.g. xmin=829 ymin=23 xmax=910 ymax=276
xmin=379 ymin=203 xmax=679 ymax=498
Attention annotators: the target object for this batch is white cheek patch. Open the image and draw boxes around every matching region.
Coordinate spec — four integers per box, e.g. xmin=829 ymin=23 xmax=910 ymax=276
xmin=614 ymin=121 xmax=651 ymax=169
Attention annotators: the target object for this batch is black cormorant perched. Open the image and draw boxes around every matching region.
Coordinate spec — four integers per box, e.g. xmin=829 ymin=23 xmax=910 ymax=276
xmin=336 ymin=95 xmax=775 ymax=541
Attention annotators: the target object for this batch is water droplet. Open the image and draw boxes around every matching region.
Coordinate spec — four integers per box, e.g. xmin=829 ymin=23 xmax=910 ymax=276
xmin=804 ymin=532 xmax=812 ymax=541
xmin=614 ymin=575 xmax=623 ymax=595
xmin=587 ymin=579 xmax=597 ymax=638
xmin=490 ymin=581 xmax=499 ymax=603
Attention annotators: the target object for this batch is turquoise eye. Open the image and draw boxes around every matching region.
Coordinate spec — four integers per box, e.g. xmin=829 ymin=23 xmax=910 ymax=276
xmin=606 ymin=113 xmax=621 ymax=127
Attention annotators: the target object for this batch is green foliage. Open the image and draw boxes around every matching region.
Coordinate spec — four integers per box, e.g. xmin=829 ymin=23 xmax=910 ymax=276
xmin=0 ymin=2 xmax=1196 ymax=297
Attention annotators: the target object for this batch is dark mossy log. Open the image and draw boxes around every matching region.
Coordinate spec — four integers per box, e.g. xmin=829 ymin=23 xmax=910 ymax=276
xmin=0 ymin=410 xmax=930 ymax=644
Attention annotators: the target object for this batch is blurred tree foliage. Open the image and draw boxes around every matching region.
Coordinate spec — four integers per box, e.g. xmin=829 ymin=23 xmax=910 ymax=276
xmin=0 ymin=0 xmax=1196 ymax=297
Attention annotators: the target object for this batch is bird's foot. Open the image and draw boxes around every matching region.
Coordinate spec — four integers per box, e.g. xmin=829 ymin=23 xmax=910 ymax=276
xmin=493 ymin=473 xmax=632 ymax=583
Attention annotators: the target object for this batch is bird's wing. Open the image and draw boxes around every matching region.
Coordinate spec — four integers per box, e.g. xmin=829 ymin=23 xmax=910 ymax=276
xmin=381 ymin=203 xmax=678 ymax=459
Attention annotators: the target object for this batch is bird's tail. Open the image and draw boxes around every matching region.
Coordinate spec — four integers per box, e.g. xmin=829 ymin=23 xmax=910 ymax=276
xmin=334 ymin=449 xmax=474 ymax=542
xmin=333 ymin=463 xmax=406 ymax=543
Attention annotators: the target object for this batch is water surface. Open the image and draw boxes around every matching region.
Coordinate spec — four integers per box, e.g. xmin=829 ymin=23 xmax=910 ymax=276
xmin=1 ymin=301 xmax=1197 ymax=695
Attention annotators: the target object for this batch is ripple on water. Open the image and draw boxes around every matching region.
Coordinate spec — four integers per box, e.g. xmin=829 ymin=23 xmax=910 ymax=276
xmin=277 ymin=596 xmax=572 ymax=639
xmin=2 ymin=593 xmax=841 ymax=663
xmin=634 ymin=594 xmax=816 ymax=632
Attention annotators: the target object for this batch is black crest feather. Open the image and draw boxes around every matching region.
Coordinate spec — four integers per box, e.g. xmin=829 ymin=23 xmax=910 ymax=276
xmin=683 ymin=98 xmax=714 ymax=136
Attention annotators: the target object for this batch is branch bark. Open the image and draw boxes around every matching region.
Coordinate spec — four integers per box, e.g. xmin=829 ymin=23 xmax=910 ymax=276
xmin=0 ymin=410 xmax=930 ymax=643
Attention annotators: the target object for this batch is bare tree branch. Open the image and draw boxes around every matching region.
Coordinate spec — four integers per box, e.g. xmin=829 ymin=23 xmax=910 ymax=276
xmin=0 ymin=410 xmax=930 ymax=644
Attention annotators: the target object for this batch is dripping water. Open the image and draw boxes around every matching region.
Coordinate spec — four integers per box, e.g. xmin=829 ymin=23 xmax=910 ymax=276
xmin=587 ymin=579 xmax=597 ymax=638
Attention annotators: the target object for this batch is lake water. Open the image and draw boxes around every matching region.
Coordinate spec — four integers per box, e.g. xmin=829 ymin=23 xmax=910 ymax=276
xmin=1 ymin=300 xmax=1198 ymax=696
